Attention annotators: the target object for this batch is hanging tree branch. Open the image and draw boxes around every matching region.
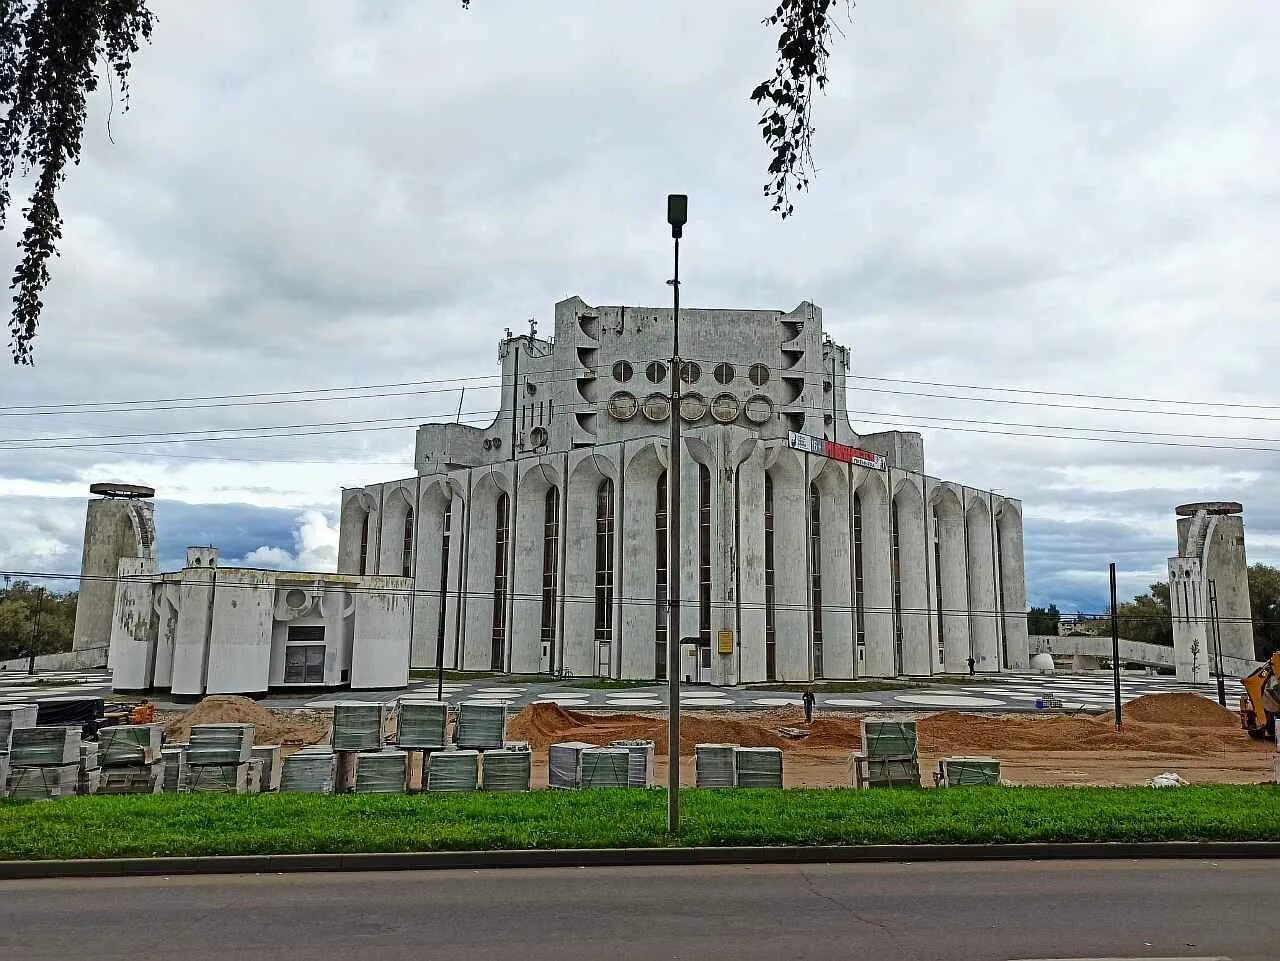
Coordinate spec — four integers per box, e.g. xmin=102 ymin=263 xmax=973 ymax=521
xmin=0 ymin=0 xmax=154 ymax=365
xmin=751 ymin=0 xmax=848 ymax=218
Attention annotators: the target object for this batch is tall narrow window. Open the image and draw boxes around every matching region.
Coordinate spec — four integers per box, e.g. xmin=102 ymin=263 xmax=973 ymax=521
xmin=436 ymin=505 xmax=451 ymax=660
xmin=764 ymin=474 xmax=777 ymax=681
xmin=853 ymin=492 xmax=865 ymax=658
xmin=401 ymin=507 xmax=415 ymax=578
xmin=933 ymin=512 xmax=944 ymax=667
xmin=595 ymin=478 xmax=616 ymax=673
xmin=698 ymin=464 xmax=712 ymax=674
xmin=655 ymin=471 xmax=668 ymax=681
xmin=808 ymin=483 xmax=824 ymax=678
xmin=541 ymin=487 xmax=560 ymax=671
xmin=891 ymin=499 xmax=904 ymax=675
xmin=491 ymin=493 xmax=510 ymax=671
xmin=358 ymin=514 xmax=370 ymax=575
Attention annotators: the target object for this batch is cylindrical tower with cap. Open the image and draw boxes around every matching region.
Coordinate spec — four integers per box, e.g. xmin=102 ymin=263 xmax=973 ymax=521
xmin=71 ymin=483 xmax=157 ymax=658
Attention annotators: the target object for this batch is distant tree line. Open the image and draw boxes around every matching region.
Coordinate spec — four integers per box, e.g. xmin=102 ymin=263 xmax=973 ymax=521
xmin=0 ymin=580 xmax=76 ymax=661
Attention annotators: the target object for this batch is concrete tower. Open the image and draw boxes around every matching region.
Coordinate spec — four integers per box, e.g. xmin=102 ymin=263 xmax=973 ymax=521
xmin=71 ymin=483 xmax=158 ymax=660
xmin=1168 ymin=501 xmax=1255 ymax=683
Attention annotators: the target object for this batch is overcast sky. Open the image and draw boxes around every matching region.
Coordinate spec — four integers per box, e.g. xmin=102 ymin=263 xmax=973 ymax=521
xmin=1 ymin=1 xmax=1276 ymax=614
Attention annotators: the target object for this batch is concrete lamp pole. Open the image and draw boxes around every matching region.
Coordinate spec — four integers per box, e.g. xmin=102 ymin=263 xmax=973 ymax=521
xmin=666 ymin=193 xmax=687 ymax=835
xmin=1208 ymin=578 xmax=1225 ymax=707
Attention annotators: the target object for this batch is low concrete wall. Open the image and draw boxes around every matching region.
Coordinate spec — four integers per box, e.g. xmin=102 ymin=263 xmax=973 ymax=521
xmin=0 ymin=647 xmax=108 ymax=673
xmin=1030 ymin=634 xmax=1174 ymax=669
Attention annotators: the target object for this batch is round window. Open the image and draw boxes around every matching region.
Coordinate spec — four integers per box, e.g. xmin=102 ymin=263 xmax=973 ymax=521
xmin=646 ymin=360 xmax=668 ymax=384
xmin=713 ymin=362 xmax=735 ymax=385
xmin=748 ymin=363 xmax=770 ymax=386
xmin=612 ymin=360 xmax=633 ymax=383
xmin=529 ymin=426 xmax=549 ymax=448
xmin=285 ymin=589 xmax=308 ymax=610
xmin=680 ymin=361 xmax=701 ymax=384
xmin=641 ymin=393 xmax=671 ymax=422
xmin=608 ymin=391 xmax=638 ymax=421
xmin=679 ymin=393 xmax=707 ymax=422
xmin=710 ymin=392 xmax=740 ymax=423
xmin=744 ymin=394 xmax=774 ymax=424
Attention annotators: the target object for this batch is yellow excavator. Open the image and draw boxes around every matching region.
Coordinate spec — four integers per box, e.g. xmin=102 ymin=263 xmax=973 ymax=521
xmin=1240 ymin=651 xmax=1280 ymax=739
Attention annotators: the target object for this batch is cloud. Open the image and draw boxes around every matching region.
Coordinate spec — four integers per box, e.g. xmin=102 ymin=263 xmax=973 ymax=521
xmin=227 ymin=511 xmax=339 ymax=572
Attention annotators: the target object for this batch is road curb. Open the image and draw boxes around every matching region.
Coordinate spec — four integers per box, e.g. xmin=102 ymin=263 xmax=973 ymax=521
xmin=2 ymin=842 xmax=1279 ymax=880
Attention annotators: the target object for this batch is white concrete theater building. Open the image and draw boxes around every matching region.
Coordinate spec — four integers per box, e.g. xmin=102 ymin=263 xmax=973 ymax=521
xmin=340 ymin=297 xmax=1030 ymax=684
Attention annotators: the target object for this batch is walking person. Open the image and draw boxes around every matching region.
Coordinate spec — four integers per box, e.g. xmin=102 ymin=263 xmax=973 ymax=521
xmin=967 ymin=656 xmax=976 ymax=676
xmin=802 ymin=687 xmax=816 ymax=724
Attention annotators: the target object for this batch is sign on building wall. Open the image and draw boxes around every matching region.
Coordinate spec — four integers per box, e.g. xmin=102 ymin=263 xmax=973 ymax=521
xmin=787 ymin=431 xmax=887 ymax=471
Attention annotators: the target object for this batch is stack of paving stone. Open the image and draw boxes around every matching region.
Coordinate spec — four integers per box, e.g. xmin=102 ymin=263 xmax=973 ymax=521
xmin=160 ymin=745 xmax=188 ymax=792
xmin=96 ymin=723 xmax=164 ymax=795
xmin=279 ymin=745 xmax=337 ymax=793
xmin=354 ymin=749 xmax=408 ymax=793
xmin=396 ymin=698 xmax=448 ymax=751
xmin=934 ymin=756 xmax=1001 ymax=787
xmin=426 ymin=749 xmax=480 ymax=792
xmin=609 ymin=740 xmax=654 ymax=788
xmin=246 ymin=758 xmax=264 ymax=794
xmin=250 ymin=745 xmax=282 ymax=792
xmin=853 ymin=719 xmax=920 ymax=789
xmin=7 ymin=726 xmax=80 ymax=799
xmin=0 ymin=704 xmax=38 ymax=752
xmin=0 ymin=750 xmax=8 ymax=798
xmin=183 ymin=723 xmax=254 ymax=794
xmin=733 ymin=746 xmax=784 ymax=788
xmin=454 ymin=703 xmax=505 ymax=750
xmin=479 ymin=748 xmax=531 ymax=792
xmin=548 ymin=741 xmax=595 ymax=789
xmin=694 ymin=743 xmax=737 ymax=788
xmin=332 ymin=702 xmax=387 ymax=753
xmin=578 ymin=747 xmax=630 ymax=789
xmin=78 ymin=740 xmax=101 ymax=796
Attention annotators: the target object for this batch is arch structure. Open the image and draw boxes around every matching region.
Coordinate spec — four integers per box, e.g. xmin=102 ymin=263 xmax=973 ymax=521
xmin=337 ymin=296 xmax=1030 ymax=682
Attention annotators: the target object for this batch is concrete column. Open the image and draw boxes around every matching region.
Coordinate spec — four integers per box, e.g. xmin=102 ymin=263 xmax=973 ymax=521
xmin=934 ymin=489 xmax=971 ymax=673
xmin=620 ymin=444 xmax=661 ymax=680
xmin=966 ymin=495 xmax=1000 ymax=671
xmin=736 ymin=447 xmax=768 ymax=684
xmin=410 ymin=484 xmax=451 ymax=669
xmin=205 ymin=571 xmax=275 ymax=695
xmin=856 ymin=472 xmax=894 ymax=678
xmin=509 ymin=466 xmax=557 ymax=676
xmin=998 ymin=502 xmax=1030 ymax=670
xmin=462 ymin=472 xmax=506 ymax=671
xmin=170 ymin=562 xmax=216 ymax=696
xmin=893 ymin=479 xmax=931 ymax=676
xmin=814 ymin=461 xmax=854 ymax=679
xmin=106 ymin=557 xmax=159 ymax=690
xmin=768 ymin=449 xmax=809 ymax=681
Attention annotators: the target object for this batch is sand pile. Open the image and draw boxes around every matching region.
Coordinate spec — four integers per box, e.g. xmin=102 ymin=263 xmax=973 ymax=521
xmin=163 ymin=695 xmax=331 ymax=749
xmin=507 ymin=703 xmax=860 ymax=755
xmin=1120 ymin=692 xmax=1238 ymax=727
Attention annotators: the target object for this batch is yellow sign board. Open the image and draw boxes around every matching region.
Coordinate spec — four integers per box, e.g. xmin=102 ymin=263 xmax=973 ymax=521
xmin=717 ymin=630 xmax=733 ymax=655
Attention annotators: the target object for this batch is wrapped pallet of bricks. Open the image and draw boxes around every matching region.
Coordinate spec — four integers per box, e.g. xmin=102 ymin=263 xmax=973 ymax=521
xmin=936 ymin=756 xmax=1001 ymax=787
xmin=609 ymin=740 xmax=654 ymax=788
xmin=10 ymin=726 xmax=80 ymax=767
xmin=480 ymin=749 xmax=531 ymax=792
xmin=78 ymin=740 xmax=101 ymax=795
xmin=7 ymin=762 xmax=78 ymax=800
xmin=184 ymin=763 xmax=249 ymax=794
xmin=97 ymin=762 xmax=164 ymax=795
xmin=98 ymin=723 xmax=164 ymax=767
xmin=251 ymin=745 xmax=282 ymax=792
xmin=331 ymin=702 xmax=387 ymax=753
xmin=354 ymin=750 xmax=408 ymax=793
xmin=160 ymin=745 xmax=188 ymax=792
xmin=279 ymin=746 xmax=336 ymax=794
xmin=694 ymin=743 xmax=737 ymax=788
xmin=733 ymin=747 xmax=783 ymax=788
xmin=860 ymin=719 xmax=918 ymax=760
xmin=579 ymin=747 xmax=630 ymax=789
xmin=548 ymin=741 xmax=595 ymax=789
xmin=187 ymin=724 xmax=254 ymax=765
xmin=426 ymin=750 xmax=480 ymax=792
xmin=0 ymin=703 xmax=38 ymax=752
xmin=396 ymin=698 xmax=448 ymax=751
xmin=0 ymin=751 xmax=8 ymax=798
xmin=454 ymin=702 xmax=505 ymax=750
xmin=851 ymin=753 xmax=921 ymax=789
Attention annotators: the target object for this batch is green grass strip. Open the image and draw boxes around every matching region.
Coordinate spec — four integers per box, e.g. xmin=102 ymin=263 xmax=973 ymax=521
xmin=1 ymin=786 xmax=1277 ymax=861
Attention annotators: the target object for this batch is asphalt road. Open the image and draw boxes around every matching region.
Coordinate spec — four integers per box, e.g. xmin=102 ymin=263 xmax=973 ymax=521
xmin=1 ymin=859 xmax=1275 ymax=960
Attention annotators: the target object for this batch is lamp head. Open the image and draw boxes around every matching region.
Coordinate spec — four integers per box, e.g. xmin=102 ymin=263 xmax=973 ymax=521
xmin=667 ymin=194 xmax=687 ymax=238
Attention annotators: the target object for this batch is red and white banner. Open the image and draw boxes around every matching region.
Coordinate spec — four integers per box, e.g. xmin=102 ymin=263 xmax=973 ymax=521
xmin=787 ymin=431 xmax=886 ymax=471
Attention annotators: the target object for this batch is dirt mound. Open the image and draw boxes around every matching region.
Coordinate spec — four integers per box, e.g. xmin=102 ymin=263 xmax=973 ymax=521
xmin=506 ymin=703 xmax=857 ymax=756
xmin=1119 ymin=692 xmax=1238 ymax=727
xmin=162 ymin=695 xmax=330 ymax=749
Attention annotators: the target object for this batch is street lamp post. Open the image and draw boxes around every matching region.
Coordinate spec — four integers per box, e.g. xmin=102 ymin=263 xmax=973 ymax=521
xmin=666 ymin=193 xmax=687 ymax=835
xmin=1208 ymin=578 xmax=1225 ymax=707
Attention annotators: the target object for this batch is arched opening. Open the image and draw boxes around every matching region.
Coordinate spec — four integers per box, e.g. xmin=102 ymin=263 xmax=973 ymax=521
xmin=595 ymin=477 xmax=616 ymax=676
xmin=808 ymin=481 xmax=825 ymax=678
xmin=891 ymin=497 xmax=903 ymax=675
xmin=359 ymin=514 xmax=370 ymax=575
xmin=435 ymin=504 xmax=452 ymax=663
xmin=764 ymin=473 xmax=777 ymax=681
xmin=655 ymin=470 xmax=668 ymax=680
xmin=697 ymin=463 xmax=712 ymax=679
xmin=853 ymin=491 xmax=865 ymax=657
xmin=541 ymin=486 xmax=560 ymax=673
xmin=401 ymin=507 xmax=415 ymax=579
xmin=490 ymin=492 xmax=510 ymax=671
